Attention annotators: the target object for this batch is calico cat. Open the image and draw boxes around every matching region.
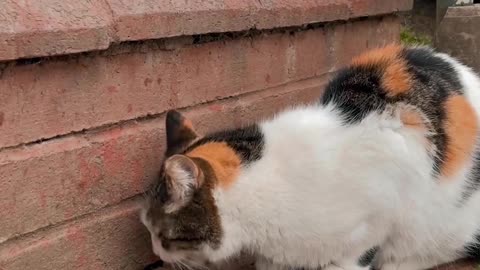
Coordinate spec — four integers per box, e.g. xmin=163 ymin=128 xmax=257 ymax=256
xmin=140 ymin=45 xmax=480 ymax=270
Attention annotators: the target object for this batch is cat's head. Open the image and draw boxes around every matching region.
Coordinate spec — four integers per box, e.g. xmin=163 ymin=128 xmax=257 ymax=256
xmin=140 ymin=110 xmax=248 ymax=267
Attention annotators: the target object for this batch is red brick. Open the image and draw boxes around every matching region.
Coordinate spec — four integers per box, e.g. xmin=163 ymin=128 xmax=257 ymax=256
xmin=107 ymin=0 xmax=347 ymax=42
xmin=0 ymin=28 xmax=331 ymax=149
xmin=0 ymin=75 xmax=329 ymax=243
xmin=0 ymin=16 xmax=403 ymax=150
xmin=0 ymin=0 xmax=113 ymax=61
xmin=107 ymin=0 xmax=412 ymax=42
xmin=0 ymin=198 xmax=153 ymax=270
xmin=0 ymin=0 xmax=411 ymax=61
xmin=349 ymin=0 xmax=413 ymax=18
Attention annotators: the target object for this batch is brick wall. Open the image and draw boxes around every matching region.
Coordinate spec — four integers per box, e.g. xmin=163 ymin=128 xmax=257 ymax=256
xmin=0 ymin=1 xmax=417 ymax=269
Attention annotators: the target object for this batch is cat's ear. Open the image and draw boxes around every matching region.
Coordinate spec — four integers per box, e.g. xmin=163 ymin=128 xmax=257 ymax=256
xmin=164 ymin=154 xmax=203 ymax=213
xmin=165 ymin=110 xmax=198 ymax=156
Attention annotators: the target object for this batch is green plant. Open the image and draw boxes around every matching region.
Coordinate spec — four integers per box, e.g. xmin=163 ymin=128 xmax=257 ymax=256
xmin=400 ymin=27 xmax=432 ymax=46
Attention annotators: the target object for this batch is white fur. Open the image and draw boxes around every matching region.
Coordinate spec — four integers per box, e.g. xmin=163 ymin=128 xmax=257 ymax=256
xmin=164 ymin=155 xmax=199 ymax=213
xmin=202 ymin=54 xmax=480 ymax=269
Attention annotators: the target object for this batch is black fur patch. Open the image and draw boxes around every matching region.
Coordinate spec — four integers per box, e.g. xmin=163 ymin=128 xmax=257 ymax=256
xmin=165 ymin=110 xmax=198 ymax=156
xmin=322 ymin=46 xmax=464 ymax=176
xmin=184 ymin=124 xmax=265 ymax=163
xmin=321 ymin=66 xmax=387 ymax=124
xmin=402 ymin=47 xmax=462 ymax=91
xmin=463 ymin=233 xmax=480 ymax=259
xmin=358 ymin=246 xmax=379 ymax=267
xmin=401 ymin=48 xmax=462 ymax=109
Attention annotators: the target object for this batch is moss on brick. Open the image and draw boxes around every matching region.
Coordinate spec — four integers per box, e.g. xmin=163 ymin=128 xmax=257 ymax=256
xmin=400 ymin=27 xmax=432 ymax=46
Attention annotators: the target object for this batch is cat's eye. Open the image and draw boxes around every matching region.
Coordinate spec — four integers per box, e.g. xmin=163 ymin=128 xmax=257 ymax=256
xmin=161 ymin=240 xmax=171 ymax=249
xmin=165 ymin=238 xmax=203 ymax=250
xmin=168 ymin=237 xmax=202 ymax=242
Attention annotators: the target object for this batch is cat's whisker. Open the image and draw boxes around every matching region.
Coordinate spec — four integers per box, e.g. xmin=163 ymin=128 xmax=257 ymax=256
xmin=185 ymin=259 xmax=209 ymax=270
xmin=178 ymin=260 xmax=193 ymax=270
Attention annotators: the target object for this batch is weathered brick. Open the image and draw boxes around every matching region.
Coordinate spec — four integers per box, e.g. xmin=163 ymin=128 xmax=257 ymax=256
xmin=0 ymin=0 xmax=412 ymax=61
xmin=0 ymin=76 xmax=328 ymax=243
xmin=349 ymin=0 xmax=413 ymax=18
xmin=0 ymin=199 xmax=153 ymax=270
xmin=107 ymin=0 xmax=412 ymax=42
xmin=0 ymin=16 xmax=402 ymax=150
xmin=330 ymin=16 xmax=401 ymax=70
xmin=0 ymin=28 xmax=330 ymax=149
xmin=0 ymin=0 xmax=113 ymax=61
xmin=107 ymin=0 xmax=348 ymax=42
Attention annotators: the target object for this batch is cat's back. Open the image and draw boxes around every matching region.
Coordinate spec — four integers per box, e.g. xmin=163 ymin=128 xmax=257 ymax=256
xmin=221 ymin=46 xmax=480 ymax=269
xmin=321 ymin=45 xmax=479 ymax=122
xmin=321 ymin=45 xmax=480 ymax=181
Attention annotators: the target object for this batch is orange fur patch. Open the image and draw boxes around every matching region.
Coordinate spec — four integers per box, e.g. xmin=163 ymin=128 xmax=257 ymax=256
xmin=442 ymin=95 xmax=478 ymax=178
xmin=186 ymin=142 xmax=241 ymax=189
xmin=351 ymin=45 xmax=412 ymax=96
xmin=398 ymin=106 xmax=434 ymax=153
xmin=400 ymin=108 xmax=427 ymax=131
xmin=351 ymin=45 xmax=401 ymax=67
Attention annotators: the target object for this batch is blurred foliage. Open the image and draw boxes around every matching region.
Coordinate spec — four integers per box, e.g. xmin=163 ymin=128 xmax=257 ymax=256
xmin=400 ymin=27 xmax=432 ymax=46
